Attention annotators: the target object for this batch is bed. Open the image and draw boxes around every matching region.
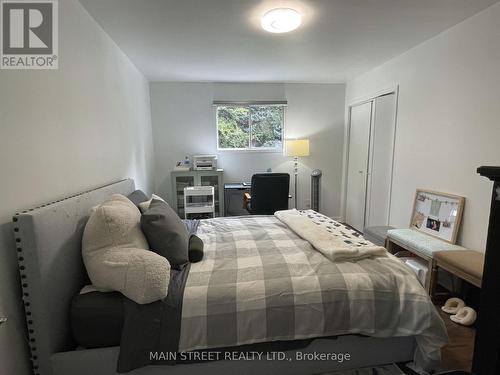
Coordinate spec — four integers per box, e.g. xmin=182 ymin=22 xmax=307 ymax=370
xmin=13 ymin=179 xmax=446 ymax=375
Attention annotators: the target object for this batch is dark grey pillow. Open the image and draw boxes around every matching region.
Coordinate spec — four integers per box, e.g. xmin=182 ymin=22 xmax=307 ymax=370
xmin=126 ymin=190 xmax=148 ymax=207
xmin=70 ymin=291 xmax=123 ymax=348
xmin=188 ymin=234 xmax=204 ymax=263
xmin=141 ymin=199 xmax=189 ymax=268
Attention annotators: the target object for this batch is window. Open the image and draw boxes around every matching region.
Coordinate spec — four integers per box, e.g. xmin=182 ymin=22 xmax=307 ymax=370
xmin=215 ymin=103 xmax=285 ymax=151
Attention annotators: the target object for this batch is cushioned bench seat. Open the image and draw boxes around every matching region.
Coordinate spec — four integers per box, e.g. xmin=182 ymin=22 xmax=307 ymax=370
xmin=387 ymin=229 xmax=465 ymax=257
xmin=434 ymin=250 xmax=484 ymax=288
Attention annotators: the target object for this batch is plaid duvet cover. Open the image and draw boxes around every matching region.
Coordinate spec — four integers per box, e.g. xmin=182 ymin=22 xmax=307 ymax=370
xmin=178 ymin=212 xmax=448 ymax=372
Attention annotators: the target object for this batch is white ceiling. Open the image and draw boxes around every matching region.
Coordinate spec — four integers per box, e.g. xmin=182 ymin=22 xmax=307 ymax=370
xmin=79 ymin=0 xmax=499 ymax=83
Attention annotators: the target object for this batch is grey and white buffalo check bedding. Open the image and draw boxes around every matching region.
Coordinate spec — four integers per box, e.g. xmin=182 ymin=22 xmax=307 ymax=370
xmin=178 ymin=211 xmax=448 ymax=372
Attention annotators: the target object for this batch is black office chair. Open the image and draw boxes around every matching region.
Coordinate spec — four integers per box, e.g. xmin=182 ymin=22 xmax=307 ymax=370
xmin=243 ymin=173 xmax=290 ymax=215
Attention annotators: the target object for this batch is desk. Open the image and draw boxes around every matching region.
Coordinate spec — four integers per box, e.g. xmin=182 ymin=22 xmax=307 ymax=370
xmin=224 ymin=182 xmax=251 ymax=216
xmin=224 ymin=183 xmax=293 ymax=216
xmin=225 ymin=182 xmax=251 ymax=190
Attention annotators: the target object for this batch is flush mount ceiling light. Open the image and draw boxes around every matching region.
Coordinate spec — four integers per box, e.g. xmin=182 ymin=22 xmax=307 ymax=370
xmin=261 ymin=8 xmax=302 ymax=33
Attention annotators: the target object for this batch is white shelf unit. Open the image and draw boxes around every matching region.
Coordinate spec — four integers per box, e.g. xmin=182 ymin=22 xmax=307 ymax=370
xmin=171 ymin=169 xmax=224 ymax=217
xmin=183 ymin=186 xmax=215 ymax=219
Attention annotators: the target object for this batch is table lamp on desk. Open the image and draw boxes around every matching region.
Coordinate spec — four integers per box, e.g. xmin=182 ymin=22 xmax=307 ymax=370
xmin=285 ymin=139 xmax=310 ymax=209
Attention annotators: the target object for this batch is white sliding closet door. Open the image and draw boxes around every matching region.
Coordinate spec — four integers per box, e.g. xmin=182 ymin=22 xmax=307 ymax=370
xmin=365 ymin=94 xmax=397 ymax=227
xmin=345 ymin=101 xmax=372 ymax=232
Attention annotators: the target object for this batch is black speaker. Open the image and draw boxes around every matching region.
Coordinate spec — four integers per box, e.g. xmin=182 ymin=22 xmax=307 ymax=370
xmin=311 ymin=169 xmax=322 ymax=212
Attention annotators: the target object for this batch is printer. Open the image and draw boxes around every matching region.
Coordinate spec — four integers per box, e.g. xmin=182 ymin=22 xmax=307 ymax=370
xmin=192 ymin=155 xmax=218 ymax=170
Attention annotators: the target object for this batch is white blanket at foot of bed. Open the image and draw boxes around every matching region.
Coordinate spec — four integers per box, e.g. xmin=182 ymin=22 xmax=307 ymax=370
xmin=275 ymin=209 xmax=387 ymax=262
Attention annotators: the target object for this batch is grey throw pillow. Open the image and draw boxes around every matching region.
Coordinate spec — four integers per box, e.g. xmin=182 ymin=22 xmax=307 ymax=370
xmin=126 ymin=190 xmax=149 ymax=207
xmin=141 ymin=199 xmax=189 ymax=268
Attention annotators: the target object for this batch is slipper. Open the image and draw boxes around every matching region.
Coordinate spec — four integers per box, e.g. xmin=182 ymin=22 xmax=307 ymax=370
xmin=441 ymin=297 xmax=465 ymax=314
xmin=450 ymin=306 xmax=477 ymax=326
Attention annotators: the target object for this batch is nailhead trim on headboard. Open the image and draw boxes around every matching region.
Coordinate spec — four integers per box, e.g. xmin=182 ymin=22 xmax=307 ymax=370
xmin=12 ymin=179 xmax=129 ymax=375
xmin=13 ymin=215 xmax=40 ymax=374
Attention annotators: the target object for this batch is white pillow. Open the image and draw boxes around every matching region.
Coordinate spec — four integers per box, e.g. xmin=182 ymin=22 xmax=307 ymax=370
xmin=82 ymin=194 xmax=170 ymax=304
xmin=138 ymin=193 xmax=166 ymax=213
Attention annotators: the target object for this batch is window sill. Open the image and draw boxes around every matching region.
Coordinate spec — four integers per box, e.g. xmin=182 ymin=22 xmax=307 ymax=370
xmin=217 ymin=148 xmax=284 ymax=154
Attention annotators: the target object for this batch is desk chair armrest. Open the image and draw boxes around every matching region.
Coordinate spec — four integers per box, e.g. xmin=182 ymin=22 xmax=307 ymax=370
xmin=243 ymin=192 xmax=252 ymax=211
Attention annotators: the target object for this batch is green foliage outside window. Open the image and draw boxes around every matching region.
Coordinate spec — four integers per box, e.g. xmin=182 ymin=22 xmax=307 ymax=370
xmin=217 ymin=105 xmax=284 ymax=150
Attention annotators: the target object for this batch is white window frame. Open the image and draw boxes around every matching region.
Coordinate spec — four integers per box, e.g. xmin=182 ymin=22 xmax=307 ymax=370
xmin=214 ymin=101 xmax=287 ymax=152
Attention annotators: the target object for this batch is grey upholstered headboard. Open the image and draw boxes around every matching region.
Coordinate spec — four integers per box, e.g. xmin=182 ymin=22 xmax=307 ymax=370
xmin=13 ymin=179 xmax=135 ymax=375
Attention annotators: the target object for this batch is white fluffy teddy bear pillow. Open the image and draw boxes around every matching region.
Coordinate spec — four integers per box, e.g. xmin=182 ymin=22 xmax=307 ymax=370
xmin=82 ymin=194 xmax=170 ymax=304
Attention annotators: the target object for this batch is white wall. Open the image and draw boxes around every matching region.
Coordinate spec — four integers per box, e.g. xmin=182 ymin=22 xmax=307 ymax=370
xmin=345 ymin=2 xmax=500 ymax=250
xmin=150 ymin=82 xmax=345 ymax=218
xmin=0 ymin=1 xmax=154 ymax=373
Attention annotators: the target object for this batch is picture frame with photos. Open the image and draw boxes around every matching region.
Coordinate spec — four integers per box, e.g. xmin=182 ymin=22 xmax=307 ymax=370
xmin=410 ymin=189 xmax=465 ymax=244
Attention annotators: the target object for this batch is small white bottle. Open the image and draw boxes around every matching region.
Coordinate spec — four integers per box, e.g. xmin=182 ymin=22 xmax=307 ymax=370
xmin=183 ymin=156 xmax=191 ymax=169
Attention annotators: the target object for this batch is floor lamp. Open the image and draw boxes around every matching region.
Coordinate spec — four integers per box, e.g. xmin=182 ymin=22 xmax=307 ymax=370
xmin=285 ymin=139 xmax=310 ymax=209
